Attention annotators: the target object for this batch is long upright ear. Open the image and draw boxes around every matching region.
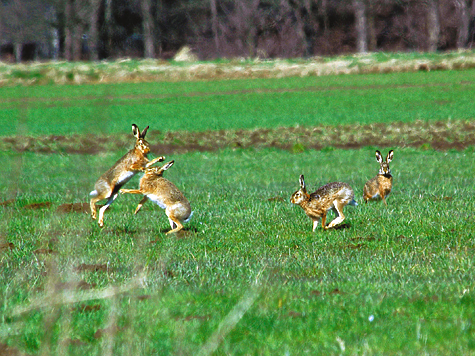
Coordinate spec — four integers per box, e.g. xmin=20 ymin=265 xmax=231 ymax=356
xmin=162 ymin=160 xmax=175 ymax=171
xmin=299 ymin=175 xmax=305 ymax=189
xmin=132 ymin=124 xmax=140 ymax=139
xmin=386 ymin=150 xmax=394 ymax=163
xmin=375 ymin=150 xmax=383 ymax=164
xmin=140 ymin=126 xmax=149 ymax=138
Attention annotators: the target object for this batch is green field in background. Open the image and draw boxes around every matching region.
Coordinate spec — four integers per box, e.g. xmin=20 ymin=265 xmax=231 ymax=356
xmin=1 ymin=68 xmax=474 ymax=136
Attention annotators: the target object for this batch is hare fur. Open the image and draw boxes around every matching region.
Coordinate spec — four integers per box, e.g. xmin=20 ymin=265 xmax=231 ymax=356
xmin=291 ymin=175 xmax=356 ymax=231
xmin=90 ymin=124 xmax=164 ymax=227
xmin=121 ymin=160 xmax=192 ymax=235
xmin=363 ymin=150 xmax=394 ymax=205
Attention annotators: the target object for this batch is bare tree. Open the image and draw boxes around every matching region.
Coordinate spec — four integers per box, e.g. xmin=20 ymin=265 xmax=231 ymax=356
xmin=1 ymin=0 xmax=51 ymax=62
xmin=104 ymin=0 xmax=113 ymax=57
xmin=222 ymin=0 xmax=261 ymax=57
xmin=453 ymin=0 xmax=473 ymax=48
xmin=353 ymin=0 xmax=368 ymax=52
xmin=210 ymin=0 xmax=220 ymax=55
xmin=88 ymin=0 xmax=102 ymax=60
xmin=366 ymin=0 xmax=377 ymax=51
xmin=426 ymin=0 xmax=440 ymax=51
xmin=64 ymin=0 xmax=73 ymax=60
xmin=141 ymin=0 xmax=155 ymax=58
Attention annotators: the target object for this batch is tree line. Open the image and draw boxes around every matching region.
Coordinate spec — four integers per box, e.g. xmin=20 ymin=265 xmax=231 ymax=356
xmin=1 ymin=0 xmax=475 ymax=62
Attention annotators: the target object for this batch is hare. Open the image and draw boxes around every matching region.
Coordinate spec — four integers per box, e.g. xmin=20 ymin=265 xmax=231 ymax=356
xmin=120 ymin=160 xmax=192 ymax=235
xmin=291 ymin=175 xmax=357 ymax=231
xmin=363 ymin=150 xmax=394 ymax=205
xmin=90 ymin=124 xmax=165 ymax=227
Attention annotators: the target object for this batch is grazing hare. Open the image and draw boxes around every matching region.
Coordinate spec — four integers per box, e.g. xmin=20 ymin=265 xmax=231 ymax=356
xmin=363 ymin=150 xmax=394 ymax=205
xmin=120 ymin=160 xmax=192 ymax=235
xmin=291 ymin=175 xmax=357 ymax=231
xmin=90 ymin=124 xmax=164 ymax=227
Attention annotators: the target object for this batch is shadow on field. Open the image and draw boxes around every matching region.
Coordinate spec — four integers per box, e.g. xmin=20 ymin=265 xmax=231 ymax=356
xmin=149 ymin=227 xmax=198 ymax=243
xmin=328 ymin=223 xmax=351 ymax=230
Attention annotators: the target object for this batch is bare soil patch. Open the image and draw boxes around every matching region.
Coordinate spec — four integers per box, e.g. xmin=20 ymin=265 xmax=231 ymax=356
xmin=56 ymin=203 xmax=89 ymax=214
xmin=23 ymin=202 xmax=52 ymax=210
xmin=1 ymin=119 xmax=474 ymax=155
xmin=0 ymin=342 xmax=30 ymax=356
xmin=0 ymin=199 xmax=15 ymax=207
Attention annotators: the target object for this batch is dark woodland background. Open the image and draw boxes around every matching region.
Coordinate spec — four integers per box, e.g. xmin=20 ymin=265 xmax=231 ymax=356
xmin=1 ymin=0 xmax=475 ymax=62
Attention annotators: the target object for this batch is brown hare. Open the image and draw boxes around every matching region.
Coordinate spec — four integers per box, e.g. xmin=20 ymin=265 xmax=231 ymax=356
xmin=120 ymin=160 xmax=192 ymax=235
xmin=291 ymin=175 xmax=356 ymax=231
xmin=363 ymin=150 xmax=394 ymax=205
xmin=90 ymin=124 xmax=164 ymax=227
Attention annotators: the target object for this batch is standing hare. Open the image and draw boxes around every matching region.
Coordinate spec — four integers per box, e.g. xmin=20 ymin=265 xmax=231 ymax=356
xmin=120 ymin=160 xmax=192 ymax=235
xmin=90 ymin=124 xmax=164 ymax=227
xmin=363 ymin=150 xmax=394 ymax=205
xmin=291 ymin=175 xmax=357 ymax=231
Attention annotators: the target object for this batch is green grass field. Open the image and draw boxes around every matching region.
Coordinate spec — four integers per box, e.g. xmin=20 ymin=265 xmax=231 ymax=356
xmin=1 ymin=68 xmax=475 ymax=136
xmin=1 ymin=62 xmax=475 ymax=355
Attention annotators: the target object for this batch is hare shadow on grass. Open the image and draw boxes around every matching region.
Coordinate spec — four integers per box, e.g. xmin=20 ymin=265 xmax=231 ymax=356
xmin=327 ymin=223 xmax=351 ymax=231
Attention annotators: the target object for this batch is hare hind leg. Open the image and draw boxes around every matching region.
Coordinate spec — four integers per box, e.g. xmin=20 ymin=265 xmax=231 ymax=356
xmin=326 ymin=201 xmax=346 ymax=229
xmin=90 ymin=198 xmax=98 ymax=220
xmin=90 ymin=190 xmax=109 ymax=220
xmin=165 ymin=211 xmax=184 ymax=235
xmin=97 ymin=193 xmax=119 ymax=227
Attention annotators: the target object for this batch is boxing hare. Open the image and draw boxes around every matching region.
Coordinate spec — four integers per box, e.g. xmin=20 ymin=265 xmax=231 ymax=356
xmin=120 ymin=160 xmax=192 ymax=235
xmin=291 ymin=175 xmax=356 ymax=231
xmin=363 ymin=150 xmax=394 ymax=205
xmin=90 ymin=124 xmax=164 ymax=227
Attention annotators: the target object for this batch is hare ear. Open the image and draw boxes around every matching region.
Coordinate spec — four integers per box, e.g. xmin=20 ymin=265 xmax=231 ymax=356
xmin=375 ymin=150 xmax=383 ymax=164
xmin=386 ymin=150 xmax=394 ymax=163
xmin=162 ymin=160 xmax=175 ymax=171
xmin=140 ymin=126 xmax=149 ymax=138
xmin=132 ymin=124 xmax=140 ymax=139
xmin=299 ymin=175 xmax=305 ymax=189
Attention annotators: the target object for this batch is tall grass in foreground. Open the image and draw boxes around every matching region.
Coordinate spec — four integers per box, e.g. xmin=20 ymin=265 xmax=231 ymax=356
xmin=1 ymin=147 xmax=475 ymax=355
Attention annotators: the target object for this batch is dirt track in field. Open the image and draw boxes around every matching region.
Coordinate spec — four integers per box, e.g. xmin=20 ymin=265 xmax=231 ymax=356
xmin=1 ymin=119 xmax=474 ymax=154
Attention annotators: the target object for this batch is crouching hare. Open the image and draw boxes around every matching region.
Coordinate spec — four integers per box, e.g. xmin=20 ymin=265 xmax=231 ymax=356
xmin=90 ymin=124 xmax=164 ymax=227
xmin=363 ymin=150 xmax=394 ymax=205
xmin=291 ymin=175 xmax=357 ymax=231
xmin=120 ymin=160 xmax=192 ymax=235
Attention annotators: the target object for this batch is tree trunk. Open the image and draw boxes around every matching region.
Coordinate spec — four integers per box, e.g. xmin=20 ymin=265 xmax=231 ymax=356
xmin=72 ymin=0 xmax=83 ymax=62
xmin=141 ymin=0 xmax=155 ymax=58
xmin=14 ymin=43 xmax=22 ymax=63
xmin=455 ymin=0 xmax=469 ymax=48
xmin=89 ymin=0 xmax=101 ymax=61
xmin=64 ymin=0 xmax=73 ymax=60
xmin=302 ymin=0 xmax=318 ymax=57
xmin=353 ymin=0 xmax=367 ymax=53
xmin=426 ymin=0 xmax=440 ymax=52
xmin=367 ymin=0 xmax=377 ymax=51
xmin=155 ymin=0 xmax=163 ymax=57
xmin=321 ymin=0 xmax=329 ymax=35
xmin=104 ymin=0 xmax=113 ymax=57
xmin=210 ymin=0 xmax=220 ymax=56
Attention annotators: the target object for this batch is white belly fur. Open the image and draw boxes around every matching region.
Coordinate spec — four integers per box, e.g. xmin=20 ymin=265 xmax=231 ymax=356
xmin=146 ymin=194 xmax=167 ymax=209
xmin=117 ymin=171 xmax=135 ymax=185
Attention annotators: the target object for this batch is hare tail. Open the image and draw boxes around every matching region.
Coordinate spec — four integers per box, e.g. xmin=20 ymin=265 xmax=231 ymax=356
xmin=349 ymin=199 xmax=358 ymax=206
xmin=90 ymin=190 xmax=99 ymax=197
xmin=184 ymin=211 xmax=194 ymax=223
